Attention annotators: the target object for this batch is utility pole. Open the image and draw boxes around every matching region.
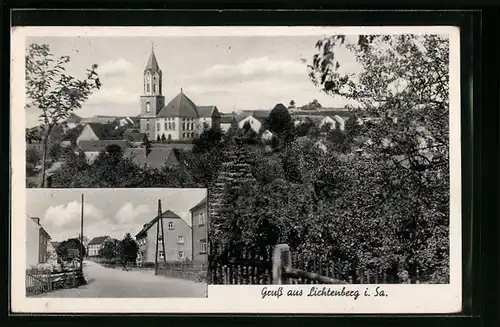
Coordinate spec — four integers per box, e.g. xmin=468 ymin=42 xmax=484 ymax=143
xmin=80 ymin=193 xmax=84 ymax=270
xmin=78 ymin=193 xmax=87 ymax=285
xmin=159 ymin=200 xmax=167 ymax=264
xmin=154 ymin=199 xmax=160 ymax=276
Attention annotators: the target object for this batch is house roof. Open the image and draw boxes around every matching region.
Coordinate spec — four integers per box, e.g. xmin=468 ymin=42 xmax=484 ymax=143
xmin=151 ymin=143 xmax=194 ymax=151
xmin=145 ymin=48 xmax=160 ymax=71
xmin=66 ymin=113 xmax=82 ymax=123
xmin=241 ymin=110 xmax=270 ymax=119
xmin=78 ymin=140 xmax=130 ymax=152
xmin=136 ymin=210 xmax=183 ymax=238
xmin=50 ymin=241 xmax=60 ymax=248
xmin=197 ymin=106 xmax=220 ymax=118
xmin=86 ymin=122 xmax=122 ymax=139
xmin=89 ymin=236 xmax=110 ymax=245
xmin=220 ymin=114 xmax=235 ymax=124
xmin=157 ymin=92 xmax=199 ymax=118
xmin=123 ymin=147 xmax=178 ymax=170
xmin=291 ymin=109 xmax=354 ymax=118
xmin=124 ymin=132 xmax=147 ymax=143
xmin=189 ymin=196 xmax=207 ymax=212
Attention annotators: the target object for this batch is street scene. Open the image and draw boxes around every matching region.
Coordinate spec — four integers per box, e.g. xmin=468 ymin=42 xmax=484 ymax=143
xmin=34 ymin=260 xmax=206 ymax=298
xmin=26 ymin=188 xmax=207 ymax=298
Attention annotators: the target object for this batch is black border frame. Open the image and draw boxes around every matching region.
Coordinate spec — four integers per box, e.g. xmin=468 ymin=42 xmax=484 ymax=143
xmin=3 ymin=5 xmax=498 ymax=327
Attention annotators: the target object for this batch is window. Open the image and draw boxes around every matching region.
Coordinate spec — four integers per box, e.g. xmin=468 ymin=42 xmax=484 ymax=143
xmin=159 ymin=251 xmax=165 ymax=259
xmin=146 ymin=83 xmax=150 ymax=93
xmin=146 ymin=122 xmax=150 ymax=131
xmin=157 ymin=123 xmax=160 ymax=131
xmin=182 ymin=123 xmax=186 ymax=130
xmin=182 ymin=133 xmax=186 ymax=138
xmin=200 ymin=239 xmax=207 ymax=254
xmin=172 ymin=123 xmax=176 ymax=130
xmin=168 ymin=222 xmax=174 ymax=230
xmin=198 ymin=212 xmax=205 ymax=226
xmin=164 ymin=122 xmax=168 ymax=129
xmin=178 ymin=251 xmax=184 ymax=259
xmin=153 ymin=84 xmax=157 ymax=93
xmin=191 ymin=123 xmax=195 ymax=130
xmin=146 ymin=102 xmax=151 ymax=113
xmin=177 ymin=236 xmax=184 ymax=244
xmin=158 ymin=237 xmax=163 ymax=244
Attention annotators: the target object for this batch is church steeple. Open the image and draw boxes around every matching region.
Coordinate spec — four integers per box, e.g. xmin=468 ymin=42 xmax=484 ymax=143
xmin=143 ymin=43 xmax=162 ymax=96
xmin=145 ymin=43 xmax=160 ymax=72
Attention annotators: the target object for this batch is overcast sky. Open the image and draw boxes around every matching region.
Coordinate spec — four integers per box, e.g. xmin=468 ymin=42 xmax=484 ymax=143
xmin=25 ymin=35 xmax=360 ymax=127
xmin=26 ymin=188 xmax=206 ymax=242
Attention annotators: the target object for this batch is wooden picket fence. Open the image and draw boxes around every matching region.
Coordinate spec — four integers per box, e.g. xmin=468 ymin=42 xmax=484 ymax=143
xmin=209 ymin=244 xmax=418 ymax=285
xmin=26 ymin=269 xmax=80 ymax=296
xmin=157 ymin=262 xmax=207 ymax=282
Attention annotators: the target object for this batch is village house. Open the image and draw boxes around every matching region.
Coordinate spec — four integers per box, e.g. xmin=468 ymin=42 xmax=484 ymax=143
xmin=123 ymin=147 xmax=180 ymax=170
xmin=135 ymin=209 xmax=192 ymax=264
xmin=88 ymin=236 xmax=112 ymax=257
xmin=76 ymin=122 xmax=123 ymax=145
xmin=77 ymin=140 xmax=130 ymax=163
xmin=189 ymin=197 xmax=208 ymax=264
xmin=123 ymin=130 xmax=148 ymax=147
xmin=137 ymin=46 xmax=221 ymax=141
xmin=26 ymin=215 xmax=51 ymax=268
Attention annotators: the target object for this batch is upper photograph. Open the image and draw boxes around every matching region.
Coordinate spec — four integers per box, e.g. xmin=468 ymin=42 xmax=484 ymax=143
xmin=22 ymin=32 xmax=452 ymax=286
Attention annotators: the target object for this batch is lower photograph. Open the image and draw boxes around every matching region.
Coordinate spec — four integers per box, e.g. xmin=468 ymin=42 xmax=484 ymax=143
xmin=25 ymin=188 xmax=208 ymax=298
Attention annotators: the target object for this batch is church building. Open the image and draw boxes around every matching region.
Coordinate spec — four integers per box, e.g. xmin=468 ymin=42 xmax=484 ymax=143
xmin=138 ymin=46 xmax=221 ymax=141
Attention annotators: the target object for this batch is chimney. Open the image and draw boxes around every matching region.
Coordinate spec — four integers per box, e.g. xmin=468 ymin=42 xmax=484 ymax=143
xmin=31 ymin=217 xmax=40 ymax=225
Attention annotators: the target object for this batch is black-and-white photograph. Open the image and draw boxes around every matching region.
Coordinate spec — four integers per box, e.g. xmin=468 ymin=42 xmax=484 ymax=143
xmin=25 ymin=188 xmax=208 ymax=298
xmin=12 ymin=26 xmax=460 ymax=313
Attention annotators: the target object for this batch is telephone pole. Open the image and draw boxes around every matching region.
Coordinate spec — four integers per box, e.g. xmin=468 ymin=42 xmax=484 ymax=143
xmin=154 ymin=199 xmax=167 ymax=276
xmin=78 ymin=193 xmax=87 ymax=285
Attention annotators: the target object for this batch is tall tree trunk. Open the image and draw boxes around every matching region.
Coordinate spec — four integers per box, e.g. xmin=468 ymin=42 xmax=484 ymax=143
xmin=39 ymin=126 xmax=52 ymax=188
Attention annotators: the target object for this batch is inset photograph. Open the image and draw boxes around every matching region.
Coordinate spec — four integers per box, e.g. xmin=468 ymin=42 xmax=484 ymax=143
xmin=25 ymin=188 xmax=207 ymax=298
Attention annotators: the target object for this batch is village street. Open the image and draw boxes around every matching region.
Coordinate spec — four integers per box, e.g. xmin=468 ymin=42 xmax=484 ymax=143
xmin=35 ymin=261 xmax=207 ymax=298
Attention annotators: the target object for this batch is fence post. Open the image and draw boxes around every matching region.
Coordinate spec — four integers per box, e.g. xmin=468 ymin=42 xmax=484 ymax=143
xmin=272 ymin=244 xmax=292 ymax=285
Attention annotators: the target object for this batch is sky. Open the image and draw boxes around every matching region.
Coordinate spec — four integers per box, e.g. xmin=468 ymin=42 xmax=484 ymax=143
xmin=25 ymin=35 xmax=361 ymax=127
xmin=26 ymin=188 xmax=207 ymax=242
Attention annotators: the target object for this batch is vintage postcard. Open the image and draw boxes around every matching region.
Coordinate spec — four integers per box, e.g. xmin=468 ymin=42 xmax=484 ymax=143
xmin=11 ymin=26 xmax=461 ymax=313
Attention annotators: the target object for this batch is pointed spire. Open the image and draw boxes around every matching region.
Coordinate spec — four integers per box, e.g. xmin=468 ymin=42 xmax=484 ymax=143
xmin=145 ymin=43 xmax=160 ymax=71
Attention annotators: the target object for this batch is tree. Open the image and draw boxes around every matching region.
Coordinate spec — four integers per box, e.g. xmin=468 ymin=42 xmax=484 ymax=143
xmin=56 ymin=238 xmax=86 ymax=262
xmin=48 ymin=142 xmax=62 ymax=162
xmin=99 ymin=239 xmax=119 ymax=261
xmin=307 ymin=34 xmax=450 ymax=282
xmin=26 ymin=43 xmax=100 ymax=187
xmin=266 ymin=103 xmax=294 ymax=145
xmin=294 ymin=117 xmax=315 ymax=137
xmin=192 ymin=126 xmax=223 ymax=154
xmin=26 ymin=147 xmax=41 ymax=176
xmin=120 ymin=233 xmax=139 ymax=265
xmin=301 ymin=99 xmax=322 ymax=110
xmin=289 ymin=100 xmax=296 ymax=108
xmin=161 ymin=133 xmax=166 ymax=143
xmin=156 ymin=135 xmax=161 ymax=143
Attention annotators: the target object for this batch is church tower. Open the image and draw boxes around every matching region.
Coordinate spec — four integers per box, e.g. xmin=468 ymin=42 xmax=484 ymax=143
xmin=140 ymin=44 xmax=165 ymax=117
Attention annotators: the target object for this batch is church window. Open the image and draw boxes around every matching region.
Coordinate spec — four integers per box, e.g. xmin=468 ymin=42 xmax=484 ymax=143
xmin=146 ymin=102 xmax=151 ymax=113
xmin=153 ymin=84 xmax=156 ymax=93
xmin=145 ymin=122 xmax=150 ymax=131
xmin=146 ymin=83 xmax=150 ymax=93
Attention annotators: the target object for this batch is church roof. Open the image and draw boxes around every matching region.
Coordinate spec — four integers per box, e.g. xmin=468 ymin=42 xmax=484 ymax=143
xmin=197 ymin=106 xmax=220 ymax=118
xmin=145 ymin=48 xmax=160 ymax=72
xmin=157 ymin=92 xmax=199 ymax=118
